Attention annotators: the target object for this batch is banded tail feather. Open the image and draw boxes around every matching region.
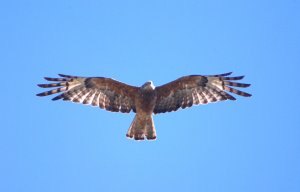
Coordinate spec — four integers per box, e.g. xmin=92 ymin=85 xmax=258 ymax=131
xmin=126 ymin=114 xmax=156 ymax=140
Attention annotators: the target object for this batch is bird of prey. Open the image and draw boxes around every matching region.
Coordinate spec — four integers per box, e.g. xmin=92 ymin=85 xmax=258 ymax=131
xmin=37 ymin=72 xmax=251 ymax=140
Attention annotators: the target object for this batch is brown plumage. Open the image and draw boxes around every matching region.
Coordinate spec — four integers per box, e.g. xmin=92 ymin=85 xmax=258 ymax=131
xmin=37 ymin=72 xmax=251 ymax=140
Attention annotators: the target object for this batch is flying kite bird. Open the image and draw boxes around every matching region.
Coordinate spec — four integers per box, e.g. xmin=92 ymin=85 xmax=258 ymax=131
xmin=37 ymin=72 xmax=251 ymax=140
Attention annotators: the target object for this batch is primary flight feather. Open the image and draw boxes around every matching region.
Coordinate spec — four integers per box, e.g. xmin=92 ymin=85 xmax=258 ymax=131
xmin=37 ymin=72 xmax=251 ymax=140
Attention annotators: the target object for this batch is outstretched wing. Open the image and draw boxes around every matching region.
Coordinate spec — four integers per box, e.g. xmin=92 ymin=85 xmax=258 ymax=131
xmin=37 ymin=74 xmax=139 ymax=113
xmin=154 ymin=72 xmax=251 ymax=114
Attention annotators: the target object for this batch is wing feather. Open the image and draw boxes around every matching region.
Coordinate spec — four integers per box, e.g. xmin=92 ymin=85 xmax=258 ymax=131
xmin=37 ymin=74 xmax=138 ymax=113
xmin=206 ymin=72 xmax=232 ymax=77
xmin=154 ymin=72 xmax=251 ymax=114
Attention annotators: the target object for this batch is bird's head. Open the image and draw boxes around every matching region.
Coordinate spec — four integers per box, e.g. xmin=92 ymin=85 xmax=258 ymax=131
xmin=141 ymin=81 xmax=155 ymax=91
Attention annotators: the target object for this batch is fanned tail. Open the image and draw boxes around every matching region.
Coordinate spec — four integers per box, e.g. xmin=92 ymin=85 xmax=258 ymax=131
xmin=126 ymin=114 xmax=156 ymax=140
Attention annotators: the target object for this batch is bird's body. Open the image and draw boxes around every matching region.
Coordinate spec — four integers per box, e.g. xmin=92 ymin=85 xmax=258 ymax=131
xmin=136 ymin=81 xmax=157 ymax=114
xmin=37 ymin=72 xmax=251 ymax=140
xmin=127 ymin=82 xmax=157 ymax=139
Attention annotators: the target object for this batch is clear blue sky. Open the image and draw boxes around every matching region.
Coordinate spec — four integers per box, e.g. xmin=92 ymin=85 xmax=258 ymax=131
xmin=1 ymin=0 xmax=299 ymax=192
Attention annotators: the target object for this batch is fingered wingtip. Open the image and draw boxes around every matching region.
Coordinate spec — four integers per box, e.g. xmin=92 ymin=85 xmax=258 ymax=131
xmin=222 ymin=75 xmax=245 ymax=81
xmin=44 ymin=77 xmax=56 ymax=81
xmin=36 ymin=92 xmax=44 ymax=97
xmin=52 ymin=95 xmax=63 ymax=101
xmin=244 ymin=83 xmax=251 ymax=88
xmin=245 ymin=93 xmax=252 ymax=97
xmin=37 ymin=84 xmax=48 ymax=88
xmin=58 ymin=74 xmax=77 ymax=78
xmin=220 ymin=72 xmax=233 ymax=76
xmin=207 ymin=72 xmax=233 ymax=77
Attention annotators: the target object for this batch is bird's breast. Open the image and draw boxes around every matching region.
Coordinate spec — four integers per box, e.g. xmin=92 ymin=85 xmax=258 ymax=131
xmin=135 ymin=90 xmax=157 ymax=114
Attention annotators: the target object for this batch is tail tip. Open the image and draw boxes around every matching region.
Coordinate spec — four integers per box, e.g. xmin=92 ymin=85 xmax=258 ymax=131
xmin=126 ymin=134 xmax=156 ymax=141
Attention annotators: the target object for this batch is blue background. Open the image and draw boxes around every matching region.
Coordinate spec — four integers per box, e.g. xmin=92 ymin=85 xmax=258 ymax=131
xmin=1 ymin=0 xmax=299 ymax=192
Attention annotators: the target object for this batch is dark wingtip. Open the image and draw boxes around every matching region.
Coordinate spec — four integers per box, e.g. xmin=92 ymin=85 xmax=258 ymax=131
xmin=206 ymin=72 xmax=233 ymax=77
xmin=219 ymin=72 xmax=233 ymax=76
xmin=222 ymin=75 xmax=245 ymax=81
xmin=244 ymin=83 xmax=251 ymax=88
xmin=227 ymin=94 xmax=237 ymax=100
xmin=36 ymin=92 xmax=44 ymax=97
xmin=224 ymin=72 xmax=233 ymax=76
xmin=58 ymin=74 xmax=77 ymax=78
xmin=52 ymin=95 xmax=63 ymax=101
xmin=225 ymin=82 xmax=251 ymax=88
xmin=37 ymin=84 xmax=49 ymax=88
xmin=244 ymin=93 xmax=252 ymax=97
